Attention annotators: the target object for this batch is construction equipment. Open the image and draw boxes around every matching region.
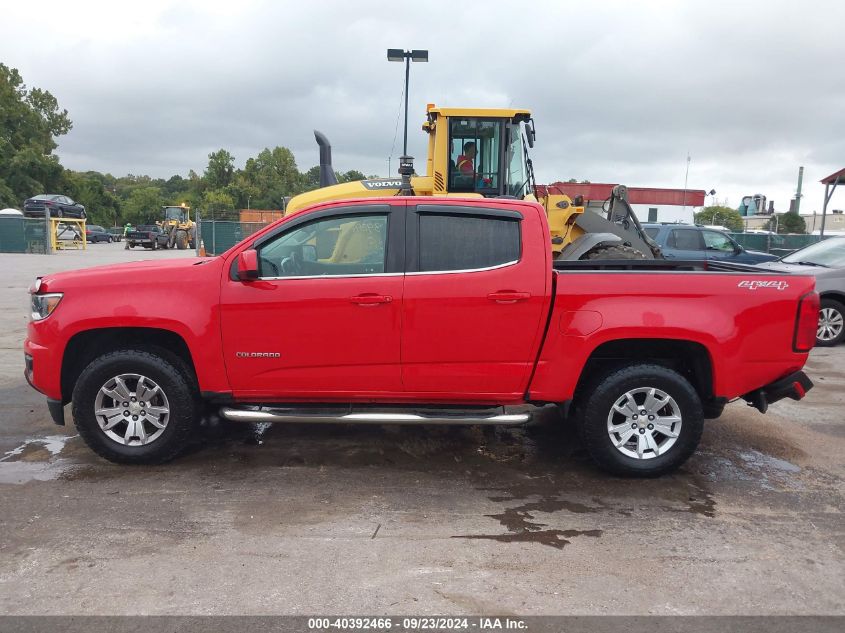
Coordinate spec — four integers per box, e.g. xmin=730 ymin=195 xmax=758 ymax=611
xmin=284 ymin=105 xmax=660 ymax=260
xmin=159 ymin=204 xmax=196 ymax=250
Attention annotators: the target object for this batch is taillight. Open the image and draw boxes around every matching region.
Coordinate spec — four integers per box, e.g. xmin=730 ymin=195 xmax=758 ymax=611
xmin=793 ymin=291 xmax=820 ymax=352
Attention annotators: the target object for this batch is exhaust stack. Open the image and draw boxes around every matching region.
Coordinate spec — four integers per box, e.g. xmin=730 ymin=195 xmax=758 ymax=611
xmin=314 ymin=130 xmax=338 ymax=188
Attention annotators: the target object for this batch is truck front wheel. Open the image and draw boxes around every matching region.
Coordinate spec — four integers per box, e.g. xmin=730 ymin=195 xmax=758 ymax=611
xmin=71 ymin=349 xmax=198 ymax=464
xmin=576 ymin=364 xmax=704 ymax=477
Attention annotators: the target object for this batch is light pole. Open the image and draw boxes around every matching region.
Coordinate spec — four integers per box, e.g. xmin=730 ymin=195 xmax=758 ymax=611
xmin=387 ymin=49 xmax=428 ymax=159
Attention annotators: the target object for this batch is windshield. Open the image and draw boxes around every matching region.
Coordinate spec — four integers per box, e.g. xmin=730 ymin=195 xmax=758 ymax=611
xmin=782 ymin=238 xmax=845 ymax=267
xmin=164 ymin=207 xmax=186 ymax=220
xmin=448 ymin=118 xmax=501 ymax=194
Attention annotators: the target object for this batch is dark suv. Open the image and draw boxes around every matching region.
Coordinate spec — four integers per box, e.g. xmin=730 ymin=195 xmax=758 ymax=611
xmin=23 ymin=195 xmax=87 ymax=219
xmin=643 ymin=224 xmax=778 ymax=264
xmin=85 ymin=225 xmax=113 ymax=243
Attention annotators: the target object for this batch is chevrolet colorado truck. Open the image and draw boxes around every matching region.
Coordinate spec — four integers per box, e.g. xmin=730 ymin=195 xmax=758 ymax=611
xmin=25 ymin=197 xmax=818 ymax=476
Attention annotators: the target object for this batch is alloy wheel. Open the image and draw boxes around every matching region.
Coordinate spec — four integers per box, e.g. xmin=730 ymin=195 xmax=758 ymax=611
xmin=606 ymin=387 xmax=682 ymax=460
xmin=93 ymin=373 xmax=170 ymax=446
xmin=818 ymin=307 xmax=844 ymax=343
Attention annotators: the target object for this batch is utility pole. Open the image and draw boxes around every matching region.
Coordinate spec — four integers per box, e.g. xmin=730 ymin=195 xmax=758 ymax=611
xmin=682 ymin=153 xmax=690 ymax=218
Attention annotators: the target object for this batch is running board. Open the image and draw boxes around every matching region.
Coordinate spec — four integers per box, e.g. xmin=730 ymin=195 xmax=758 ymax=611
xmin=219 ymin=407 xmax=530 ymax=426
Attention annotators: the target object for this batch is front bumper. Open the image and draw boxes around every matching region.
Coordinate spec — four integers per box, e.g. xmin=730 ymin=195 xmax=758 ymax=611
xmin=743 ymin=370 xmax=813 ymax=414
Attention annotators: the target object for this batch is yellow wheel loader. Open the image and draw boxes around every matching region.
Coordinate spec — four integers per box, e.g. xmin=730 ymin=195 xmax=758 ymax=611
xmin=285 ymin=105 xmax=660 ymax=260
xmin=159 ymin=205 xmax=196 ymax=250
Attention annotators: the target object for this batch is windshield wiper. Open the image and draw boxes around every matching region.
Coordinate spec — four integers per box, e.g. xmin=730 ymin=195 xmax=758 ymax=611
xmin=789 ymin=260 xmax=829 ymax=267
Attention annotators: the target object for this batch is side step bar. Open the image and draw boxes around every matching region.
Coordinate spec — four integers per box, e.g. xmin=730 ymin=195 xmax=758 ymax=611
xmin=219 ymin=407 xmax=530 ymax=426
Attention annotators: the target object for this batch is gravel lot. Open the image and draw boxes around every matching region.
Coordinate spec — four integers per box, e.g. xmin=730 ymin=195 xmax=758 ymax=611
xmin=0 ymin=243 xmax=842 ymax=615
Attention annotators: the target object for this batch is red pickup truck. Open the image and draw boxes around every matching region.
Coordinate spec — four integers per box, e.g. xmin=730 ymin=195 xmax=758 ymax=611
xmin=25 ymin=198 xmax=818 ymax=476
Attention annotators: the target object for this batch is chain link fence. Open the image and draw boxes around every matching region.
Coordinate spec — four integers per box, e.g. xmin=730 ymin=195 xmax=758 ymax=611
xmin=0 ymin=217 xmax=48 ymax=253
xmin=728 ymin=233 xmax=829 ymax=258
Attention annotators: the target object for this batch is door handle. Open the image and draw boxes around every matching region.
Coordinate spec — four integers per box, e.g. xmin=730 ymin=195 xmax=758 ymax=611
xmin=350 ymin=293 xmax=392 ymax=306
xmin=487 ymin=291 xmax=530 ymax=304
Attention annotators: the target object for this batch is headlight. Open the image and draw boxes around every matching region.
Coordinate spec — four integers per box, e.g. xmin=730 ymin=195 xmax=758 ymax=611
xmin=31 ymin=293 xmax=63 ymax=321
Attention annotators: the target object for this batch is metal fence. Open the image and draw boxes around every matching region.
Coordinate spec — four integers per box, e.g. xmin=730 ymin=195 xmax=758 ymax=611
xmin=0 ymin=217 xmax=48 ymax=253
xmin=728 ymin=233 xmax=828 ymax=257
xmin=199 ymin=220 xmax=268 ymax=255
xmin=192 ymin=212 xmax=836 ymax=259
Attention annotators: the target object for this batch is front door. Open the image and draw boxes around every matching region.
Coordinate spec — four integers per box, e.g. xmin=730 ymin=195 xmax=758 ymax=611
xmin=219 ymin=203 xmax=405 ymax=400
xmin=401 ymin=203 xmax=549 ymax=398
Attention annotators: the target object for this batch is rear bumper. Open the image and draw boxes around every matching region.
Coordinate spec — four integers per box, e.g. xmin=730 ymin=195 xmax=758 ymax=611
xmin=743 ymin=370 xmax=813 ymax=414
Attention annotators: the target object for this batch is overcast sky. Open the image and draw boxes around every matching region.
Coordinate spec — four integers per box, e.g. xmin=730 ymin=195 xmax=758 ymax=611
xmin=2 ymin=0 xmax=843 ymax=218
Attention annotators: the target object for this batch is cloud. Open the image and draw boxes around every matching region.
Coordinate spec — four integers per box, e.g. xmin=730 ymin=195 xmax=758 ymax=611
xmin=1 ymin=0 xmax=843 ymax=215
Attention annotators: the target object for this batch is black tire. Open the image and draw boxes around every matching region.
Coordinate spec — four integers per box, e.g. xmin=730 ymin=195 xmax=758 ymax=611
xmin=151 ymin=239 xmax=157 ymax=251
xmin=575 ymin=364 xmax=704 ymax=477
xmin=71 ymin=348 xmax=199 ymax=464
xmin=817 ymin=298 xmax=845 ymax=347
xmin=177 ymin=232 xmax=188 ymax=250
xmin=582 ymin=244 xmax=648 ymax=260
xmin=107 ymin=236 xmax=112 ymax=243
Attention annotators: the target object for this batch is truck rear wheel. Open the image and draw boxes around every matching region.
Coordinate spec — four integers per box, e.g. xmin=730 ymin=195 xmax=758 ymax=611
xmin=71 ymin=349 xmax=198 ymax=464
xmin=576 ymin=364 xmax=703 ymax=477
xmin=582 ymin=244 xmax=648 ymax=260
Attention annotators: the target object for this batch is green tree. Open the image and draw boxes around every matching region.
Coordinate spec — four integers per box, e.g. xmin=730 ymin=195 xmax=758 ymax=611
xmin=769 ymin=212 xmax=806 ymax=234
xmin=694 ymin=205 xmax=744 ymax=232
xmin=336 ymin=169 xmax=366 ymax=183
xmin=0 ymin=63 xmax=72 ymax=207
xmin=122 ymin=186 xmax=164 ymax=225
xmin=241 ymin=146 xmax=303 ymax=208
xmin=204 ymin=150 xmax=235 ymax=190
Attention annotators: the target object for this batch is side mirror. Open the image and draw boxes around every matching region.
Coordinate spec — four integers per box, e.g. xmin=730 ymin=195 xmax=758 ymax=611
xmin=237 ymin=249 xmax=259 ymax=281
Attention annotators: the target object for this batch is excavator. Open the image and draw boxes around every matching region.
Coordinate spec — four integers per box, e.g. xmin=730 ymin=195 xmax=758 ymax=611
xmin=284 ymin=105 xmax=660 ymax=260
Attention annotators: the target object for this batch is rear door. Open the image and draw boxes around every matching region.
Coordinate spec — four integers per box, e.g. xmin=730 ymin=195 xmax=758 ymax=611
xmin=401 ymin=203 xmax=548 ymax=398
xmin=219 ymin=203 xmax=405 ymax=399
xmin=663 ymin=227 xmax=706 ymax=260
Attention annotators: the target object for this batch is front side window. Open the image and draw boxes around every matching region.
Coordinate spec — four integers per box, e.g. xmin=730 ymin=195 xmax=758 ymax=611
xmin=258 ymin=214 xmax=388 ymax=278
xmin=449 ymin=118 xmax=501 ymax=193
xmin=418 ymin=213 xmax=519 ymax=272
xmin=702 ymin=230 xmax=736 ymax=252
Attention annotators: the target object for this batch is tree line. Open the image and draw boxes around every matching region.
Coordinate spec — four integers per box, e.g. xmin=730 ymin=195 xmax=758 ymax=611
xmin=0 ymin=63 xmax=369 ymax=227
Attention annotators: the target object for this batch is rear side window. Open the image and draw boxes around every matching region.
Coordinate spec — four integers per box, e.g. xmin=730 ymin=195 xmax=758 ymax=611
xmin=670 ymin=229 xmax=703 ymax=251
xmin=644 ymin=227 xmax=660 ymax=239
xmin=419 ymin=213 xmax=520 ymax=272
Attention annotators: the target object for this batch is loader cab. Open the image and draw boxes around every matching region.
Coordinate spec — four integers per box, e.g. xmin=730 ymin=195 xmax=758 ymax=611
xmin=443 ymin=111 xmax=534 ymax=199
xmin=163 ymin=205 xmax=189 ymax=223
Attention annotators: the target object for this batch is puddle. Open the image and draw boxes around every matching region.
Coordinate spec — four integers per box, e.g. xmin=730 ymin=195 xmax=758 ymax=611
xmin=739 ymin=449 xmax=801 ymax=473
xmin=0 ymin=434 xmax=78 ymax=484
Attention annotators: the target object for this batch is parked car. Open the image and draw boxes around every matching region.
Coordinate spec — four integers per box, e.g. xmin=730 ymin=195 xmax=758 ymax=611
xmin=125 ymin=225 xmax=168 ymax=250
xmin=23 ymin=195 xmax=86 ymax=219
xmin=85 ymin=225 xmax=113 ymax=243
xmin=55 ymin=223 xmax=83 ymax=241
xmin=643 ymin=224 xmax=779 ymax=263
xmin=25 ymin=197 xmax=816 ymax=477
xmin=756 ymin=237 xmax=845 ymax=346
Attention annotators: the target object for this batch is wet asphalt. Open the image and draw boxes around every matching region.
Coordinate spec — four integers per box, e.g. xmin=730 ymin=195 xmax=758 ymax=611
xmin=0 ymin=243 xmax=842 ymax=615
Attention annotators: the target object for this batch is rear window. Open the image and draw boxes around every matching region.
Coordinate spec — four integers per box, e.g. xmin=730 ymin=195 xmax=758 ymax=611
xmin=644 ymin=227 xmax=660 ymax=239
xmin=419 ymin=213 xmax=520 ymax=272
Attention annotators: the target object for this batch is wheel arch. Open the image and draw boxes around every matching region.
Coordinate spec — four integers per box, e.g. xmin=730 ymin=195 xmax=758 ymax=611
xmin=574 ymin=338 xmax=715 ymax=405
xmin=61 ymin=327 xmax=197 ymax=403
xmin=820 ymin=291 xmax=845 ymax=306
